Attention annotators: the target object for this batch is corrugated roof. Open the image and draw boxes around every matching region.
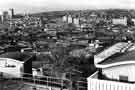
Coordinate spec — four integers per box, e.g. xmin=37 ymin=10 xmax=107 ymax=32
xmin=95 ymin=43 xmax=135 ymax=68
xmin=94 ymin=42 xmax=130 ymax=64
xmin=99 ymin=51 xmax=135 ymax=65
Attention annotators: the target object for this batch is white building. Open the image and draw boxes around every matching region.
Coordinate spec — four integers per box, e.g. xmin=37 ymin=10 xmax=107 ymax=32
xmin=62 ymin=15 xmax=67 ymax=22
xmin=73 ymin=18 xmax=79 ymax=26
xmin=67 ymin=15 xmax=72 ymax=23
xmin=88 ymin=42 xmax=135 ymax=90
xmin=132 ymin=18 xmax=135 ymax=25
xmin=62 ymin=15 xmax=80 ymax=26
xmin=0 ymin=52 xmax=33 ymax=78
xmin=112 ymin=17 xmax=127 ymax=25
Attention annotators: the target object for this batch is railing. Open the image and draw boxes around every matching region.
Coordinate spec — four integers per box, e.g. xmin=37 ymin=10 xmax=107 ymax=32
xmin=77 ymin=80 xmax=87 ymax=90
xmin=87 ymin=72 xmax=135 ymax=90
xmin=0 ymin=72 xmax=70 ymax=90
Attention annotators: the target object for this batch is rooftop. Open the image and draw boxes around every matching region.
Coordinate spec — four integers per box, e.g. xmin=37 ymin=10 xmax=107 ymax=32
xmin=0 ymin=52 xmax=32 ymax=62
xmin=94 ymin=42 xmax=130 ymax=64
xmin=95 ymin=42 xmax=135 ymax=68
xmin=98 ymin=51 xmax=135 ymax=65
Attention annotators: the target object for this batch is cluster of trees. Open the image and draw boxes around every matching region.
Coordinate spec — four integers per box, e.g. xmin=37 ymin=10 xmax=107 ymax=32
xmin=37 ymin=46 xmax=96 ymax=79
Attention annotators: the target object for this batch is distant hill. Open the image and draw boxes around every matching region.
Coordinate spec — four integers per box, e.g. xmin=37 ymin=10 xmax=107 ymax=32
xmin=30 ymin=9 xmax=135 ymax=19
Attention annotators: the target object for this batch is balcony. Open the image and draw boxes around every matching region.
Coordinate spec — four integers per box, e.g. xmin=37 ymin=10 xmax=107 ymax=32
xmin=87 ymin=71 xmax=135 ymax=90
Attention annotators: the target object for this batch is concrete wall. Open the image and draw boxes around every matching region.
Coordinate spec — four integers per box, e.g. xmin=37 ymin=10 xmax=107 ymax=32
xmin=88 ymin=77 xmax=135 ymax=90
xmin=102 ymin=64 xmax=135 ymax=82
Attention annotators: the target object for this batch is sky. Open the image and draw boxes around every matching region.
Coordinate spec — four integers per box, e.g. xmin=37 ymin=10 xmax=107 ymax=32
xmin=0 ymin=0 xmax=134 ymax=14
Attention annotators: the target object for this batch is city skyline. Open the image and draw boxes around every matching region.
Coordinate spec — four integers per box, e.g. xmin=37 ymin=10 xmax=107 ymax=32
xmin=0 ymin=0 xmax=135 ymax=14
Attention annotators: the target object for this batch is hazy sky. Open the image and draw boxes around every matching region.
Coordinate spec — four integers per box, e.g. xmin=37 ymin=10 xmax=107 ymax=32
xmin=0 ymin=0 xmax=134 ymax=13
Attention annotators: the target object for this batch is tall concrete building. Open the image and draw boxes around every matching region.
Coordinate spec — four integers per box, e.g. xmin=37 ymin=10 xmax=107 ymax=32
xmin=73 ymin=18 xmax=80 ymax=26
xmin=40 ymin=16 xmax=44 ymax=27
xmin=2 ymin=11 xmax=9 ymax=23
xmin=62 ymin=15 xmax=67 ymax=22
xmin=0 ymin=11 xmax=2 ymax=23
xmin=9 ymin=8 xmax=14 ymax=19
xmin=67 ymin=15 xmax=73 ymax=23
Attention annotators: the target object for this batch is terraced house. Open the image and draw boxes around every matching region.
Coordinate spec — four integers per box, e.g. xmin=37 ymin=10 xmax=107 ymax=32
xmin=87 ymin=42 xmax=135 ymax=90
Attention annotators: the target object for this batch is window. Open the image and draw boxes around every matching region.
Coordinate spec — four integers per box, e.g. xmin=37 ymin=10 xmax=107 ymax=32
xmin=5 ymin=64 xmax=16 ymax=68
xmin=119 ymin=75 xmax=128 ymax=82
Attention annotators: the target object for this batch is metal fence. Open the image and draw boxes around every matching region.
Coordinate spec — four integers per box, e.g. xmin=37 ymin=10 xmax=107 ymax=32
xmin=0 ymin=72 xmax=71 ymax=90
xmin=76 ymin=79 xmax=87 ymax=90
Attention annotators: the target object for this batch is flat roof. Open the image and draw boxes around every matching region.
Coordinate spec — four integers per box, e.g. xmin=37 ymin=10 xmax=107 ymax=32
xmin=0 ymin=52 xmax=32 ymax=62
